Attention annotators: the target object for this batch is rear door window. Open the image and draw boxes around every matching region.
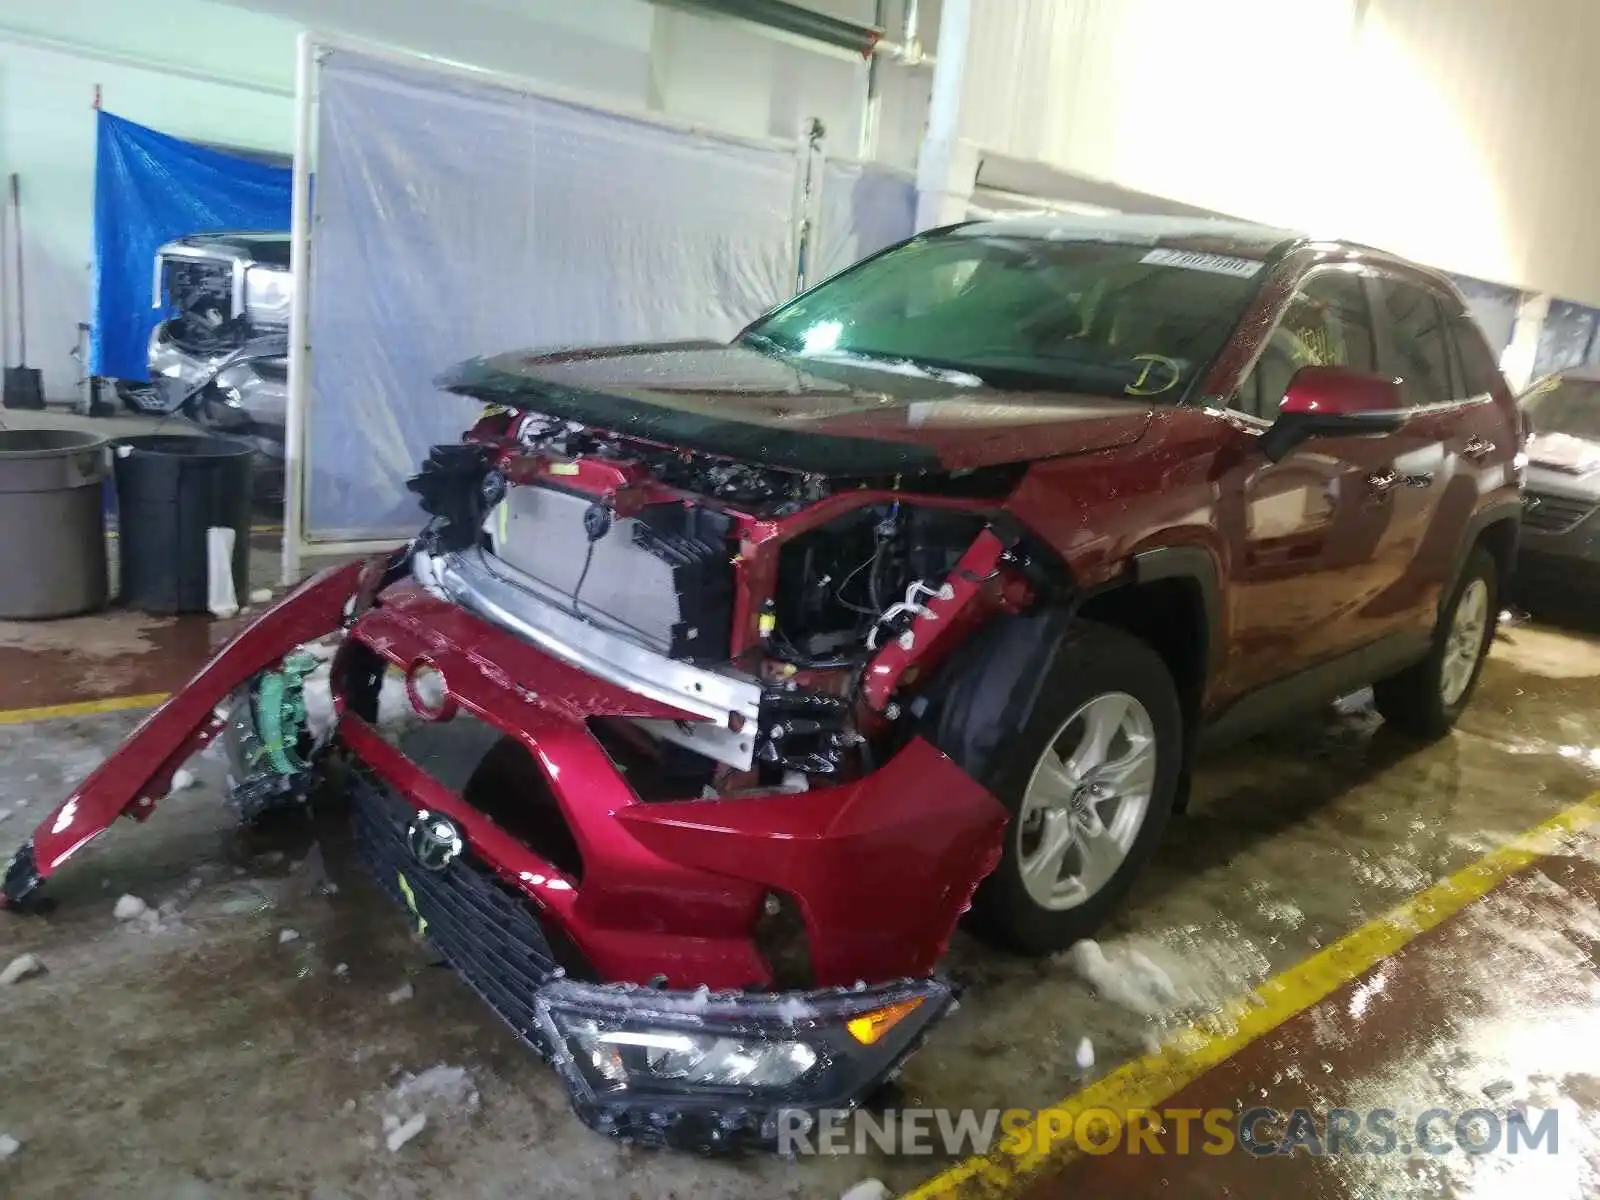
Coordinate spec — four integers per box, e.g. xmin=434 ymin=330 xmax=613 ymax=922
xmin=1235 ymin=270 xmax=1376 ymax=419
xmin=1378 ymin=280 xmax=1453 ymax=407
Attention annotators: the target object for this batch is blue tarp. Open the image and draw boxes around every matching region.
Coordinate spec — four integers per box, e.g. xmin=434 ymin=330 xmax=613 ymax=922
xmin=92 ymin=111 xmax=291 ymax=380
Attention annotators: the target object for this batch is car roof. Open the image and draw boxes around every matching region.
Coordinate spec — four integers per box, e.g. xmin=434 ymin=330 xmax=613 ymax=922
xmin=944 ymin=212 xmax=1468 ymax=296
xmin=949 ymin=213 xmax=1307 ymax=260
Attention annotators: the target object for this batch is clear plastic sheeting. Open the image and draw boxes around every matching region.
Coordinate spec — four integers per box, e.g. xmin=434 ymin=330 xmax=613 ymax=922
xmin=1533 ymin=299 xmax=1600 ymax=380
xmin=305 ymin=51 xmax=803 ymax=539
xmin=813 ymin=161 xmax=917 ymax=284
xmin=1447 ymin=274 xmax=1520 ymax=358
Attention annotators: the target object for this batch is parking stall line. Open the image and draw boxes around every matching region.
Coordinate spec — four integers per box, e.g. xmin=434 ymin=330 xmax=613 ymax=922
xmin=0 ymin=691 xmax=170 ymax=726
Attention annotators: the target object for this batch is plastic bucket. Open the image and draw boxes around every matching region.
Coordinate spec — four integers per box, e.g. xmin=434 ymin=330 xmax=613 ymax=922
xmin=0 ymin=429 xmax=110 ymax=618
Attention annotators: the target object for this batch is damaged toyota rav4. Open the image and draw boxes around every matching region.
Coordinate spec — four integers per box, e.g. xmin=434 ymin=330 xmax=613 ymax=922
xmin=3 ymin=215 xmax=1521 ymax=1151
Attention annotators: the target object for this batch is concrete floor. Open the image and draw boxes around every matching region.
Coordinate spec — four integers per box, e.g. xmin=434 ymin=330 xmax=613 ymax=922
xmin=2 ymin=599 xmax=1600 ymax=1197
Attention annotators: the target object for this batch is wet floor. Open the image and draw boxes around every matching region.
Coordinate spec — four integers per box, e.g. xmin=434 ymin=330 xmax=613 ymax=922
xmin=3 ymin=617 xmax=1600 ymax=1197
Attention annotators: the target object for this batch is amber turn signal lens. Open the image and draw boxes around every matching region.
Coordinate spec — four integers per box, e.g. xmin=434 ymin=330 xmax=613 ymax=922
xmin=845 ymin=996 xmax=924 ymax=1046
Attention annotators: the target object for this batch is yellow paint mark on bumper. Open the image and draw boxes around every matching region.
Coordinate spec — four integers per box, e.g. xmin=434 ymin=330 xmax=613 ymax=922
xmin=0 ymin=692 xmax=170 ymax=726
xmin=905 ymin=795 xmax=1600 ymax=1198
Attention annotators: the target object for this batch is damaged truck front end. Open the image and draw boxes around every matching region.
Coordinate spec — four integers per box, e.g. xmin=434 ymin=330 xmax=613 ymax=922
xmin=2 ymin=384 xmax=1062 ymax=1151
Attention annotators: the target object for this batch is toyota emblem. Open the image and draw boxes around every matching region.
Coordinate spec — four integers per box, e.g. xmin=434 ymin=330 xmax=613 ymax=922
xmin=406 ymin=810 xmax=463 ymax=872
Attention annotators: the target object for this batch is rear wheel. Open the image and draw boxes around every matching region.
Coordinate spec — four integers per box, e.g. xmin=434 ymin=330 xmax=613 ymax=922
xmin=964 ymin=621 xmax=1183 ymax=955
xmin=1374 ymin=546 xmax=1498 ymax=739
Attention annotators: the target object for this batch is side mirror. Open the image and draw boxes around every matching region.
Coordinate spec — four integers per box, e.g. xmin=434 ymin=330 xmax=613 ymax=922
xmin=1260 ymin=365 xmax=1406 ymax=462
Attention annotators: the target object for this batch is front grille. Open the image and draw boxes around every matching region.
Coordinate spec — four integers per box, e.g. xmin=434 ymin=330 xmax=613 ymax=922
xmin=1522 ymin=490 xmax=1598 ymax=535
xmin=348 ymin=771 xmax=559 ymax=1053
xmin=161 ymin=257 xmax=234 ymax=318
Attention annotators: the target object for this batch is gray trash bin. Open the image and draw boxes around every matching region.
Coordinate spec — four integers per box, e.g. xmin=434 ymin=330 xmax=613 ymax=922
xmin=0 ymin=429 xmax=110 ymax=618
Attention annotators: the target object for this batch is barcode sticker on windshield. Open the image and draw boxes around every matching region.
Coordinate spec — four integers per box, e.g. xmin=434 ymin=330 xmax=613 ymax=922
xmin=1140 ymin=248 xmax=1263 ymax=278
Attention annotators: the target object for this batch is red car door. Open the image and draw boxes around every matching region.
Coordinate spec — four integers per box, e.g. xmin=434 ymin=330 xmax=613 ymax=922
xmin=1357 ymin=276 xmax=1518 ymax=642
xmin=1216 ymin=268 xmax=1443 ymax=696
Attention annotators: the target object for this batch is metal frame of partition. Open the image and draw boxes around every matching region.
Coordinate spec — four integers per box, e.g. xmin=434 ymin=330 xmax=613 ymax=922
xmin=281 ymin=30 xmax=831 ymax=584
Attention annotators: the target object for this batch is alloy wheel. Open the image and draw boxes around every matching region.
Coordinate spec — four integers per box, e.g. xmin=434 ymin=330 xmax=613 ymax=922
xmin=1440 ymin=578 xmax=1490 ymax=706
xmin=1015 ymin=691 xmax=1157 ymax=911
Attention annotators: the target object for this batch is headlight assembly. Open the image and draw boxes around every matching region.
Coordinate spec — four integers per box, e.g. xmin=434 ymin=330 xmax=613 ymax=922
xmin=532 ymin=976 xmax=955 ymax=1151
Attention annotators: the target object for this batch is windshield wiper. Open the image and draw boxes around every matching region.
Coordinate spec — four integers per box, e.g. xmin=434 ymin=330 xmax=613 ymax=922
xmin=797 ymin=347 xmax=984 ymax=387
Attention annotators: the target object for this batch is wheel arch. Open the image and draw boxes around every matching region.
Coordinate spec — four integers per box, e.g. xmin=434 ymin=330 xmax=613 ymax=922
xmin=920 ymin=542 xmax=1221 ymax=792
xmin=1062 ymin=545 xmax=1222 ymax=735
xmin=1448 ymin=500 xmax=1520 ymax=619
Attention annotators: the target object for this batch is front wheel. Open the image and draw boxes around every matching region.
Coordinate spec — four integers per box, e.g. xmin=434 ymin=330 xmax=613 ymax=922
xmin=964 ymin=621 xmax=1184 ymax=956
xmin=1374 ymin=546 xmax=1498 ymax=739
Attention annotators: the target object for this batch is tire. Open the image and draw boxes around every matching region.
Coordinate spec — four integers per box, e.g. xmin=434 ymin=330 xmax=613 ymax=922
xmin=960 ymin=619 xmax=1184 ymax=956
xmin=1374 ymin=546 xmax=1498 ymax=739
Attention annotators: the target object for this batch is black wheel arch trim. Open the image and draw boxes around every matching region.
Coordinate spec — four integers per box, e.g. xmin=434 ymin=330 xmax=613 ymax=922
xmin=1127 ymin=544 xmax=1224 ymax=692
xmin=1445 ymin=500 xmax=1521 ymax=617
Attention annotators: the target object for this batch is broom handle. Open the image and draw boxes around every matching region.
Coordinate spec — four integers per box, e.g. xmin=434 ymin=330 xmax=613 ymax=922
xmin=10 ymin=174 xmax=25 ymax=364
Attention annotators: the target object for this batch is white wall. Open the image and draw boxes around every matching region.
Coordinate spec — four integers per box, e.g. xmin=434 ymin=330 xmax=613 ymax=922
xmin=956 ymin=0 xmax=1600 ymax=304
xmin=4 ymin=0 xmax=931 ymax=399
xmin=648 ymin=2 xmax=931 ymax=165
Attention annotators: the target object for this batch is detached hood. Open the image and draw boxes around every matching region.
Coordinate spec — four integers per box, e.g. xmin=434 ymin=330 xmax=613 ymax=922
xmin=439 ymin=341 xmax=1153 ymax=476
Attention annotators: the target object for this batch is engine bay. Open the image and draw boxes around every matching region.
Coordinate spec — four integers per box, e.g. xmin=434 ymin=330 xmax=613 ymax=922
xmin=407 ymin=408 xmax=1033 ymax=799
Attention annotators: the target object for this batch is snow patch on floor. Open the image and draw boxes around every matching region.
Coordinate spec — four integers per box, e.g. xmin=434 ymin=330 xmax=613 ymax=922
xmin=1057 ymin=923 xmax=1276 ymax=1029
xmin=383 ymin=1112 xmax=426 ymax=1153
xmin=386 ymin=982 xmax=415 ymax=1005
xmin=839 ymin=1181 xmax=890 ymax=1200
xmin=391 ymin=1064 xmax=480 ymax=1117
xmin=0 ymin=1133 xmax=19 ymax=1160
xmin=0 ymin=953 xmax=45 ymax=985
xmin=1059 ymin=939 xmax=1181 ymax=1016
xmin=113 ymin=894 xmax=148 ymax=921
xmin=378 ymin=1064 xmax=479 ymax=1153
xmin=1074 ymin=1036 xmax=1095 ymax=1070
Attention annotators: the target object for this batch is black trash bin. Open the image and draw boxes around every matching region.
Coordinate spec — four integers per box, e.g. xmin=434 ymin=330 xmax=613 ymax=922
xmin=114 ymin=435 xmax=255 ymax=615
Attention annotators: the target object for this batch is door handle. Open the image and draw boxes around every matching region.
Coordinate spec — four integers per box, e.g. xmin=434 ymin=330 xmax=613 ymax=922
xmin=1367 ymin=470 xmax=1434 ymax=498
xmin=1462 ymin=437 xmax=1496 ymax=463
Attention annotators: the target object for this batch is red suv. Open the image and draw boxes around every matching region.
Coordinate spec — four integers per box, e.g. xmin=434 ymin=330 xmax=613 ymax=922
xmin=4 ymin=215 xmax=1521 ymax=1150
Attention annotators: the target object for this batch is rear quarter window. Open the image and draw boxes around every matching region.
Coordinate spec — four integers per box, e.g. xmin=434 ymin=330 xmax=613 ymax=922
xmin=1378 ymin=279 xmax=1453 ymax=407
xmin=1448 ymin=311 xmax=1506 ymax=399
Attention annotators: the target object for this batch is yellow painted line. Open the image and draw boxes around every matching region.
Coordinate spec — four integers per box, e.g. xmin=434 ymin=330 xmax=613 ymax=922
xmin=905 ymin=793 xmax=1600 ymax=1199
xmin=0 ymin=691 xmax=169 ymax=726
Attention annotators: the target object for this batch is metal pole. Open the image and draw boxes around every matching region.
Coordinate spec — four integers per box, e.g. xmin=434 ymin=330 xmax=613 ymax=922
xmin=912 ymin=0 xmax=973 ymax=231
xmin=858 ymin=0 xmax=888 ymax=160
xmin=901 ymin=0 xmax=922 ymax=62
xmin=281 ymin=30 xmax=316 ymax=587
xmin=924 ymin=0 xmax=968 ymax=153
xmin=794 ymin=118 xmax=824 ymax=294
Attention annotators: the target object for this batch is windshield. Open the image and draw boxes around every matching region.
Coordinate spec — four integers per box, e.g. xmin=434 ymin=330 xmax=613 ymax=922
xmin=745 ymin=231 xmax=1268 ymax=400
xmin=1522 ymin=375 xmax=1600 ymax=439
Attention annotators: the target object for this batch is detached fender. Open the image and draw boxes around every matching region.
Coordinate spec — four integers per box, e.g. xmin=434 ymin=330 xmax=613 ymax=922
xmin=4 ymin=551 xmax=401 ymax=906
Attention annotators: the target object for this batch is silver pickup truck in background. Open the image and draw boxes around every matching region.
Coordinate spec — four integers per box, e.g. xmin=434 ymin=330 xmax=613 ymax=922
xmin=123 ymin=231 xmax=291 ymax=490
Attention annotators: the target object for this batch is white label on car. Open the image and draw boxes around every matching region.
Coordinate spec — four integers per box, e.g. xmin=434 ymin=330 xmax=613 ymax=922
xmin=1140 ymin=248 xmax=1263 ymax=278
